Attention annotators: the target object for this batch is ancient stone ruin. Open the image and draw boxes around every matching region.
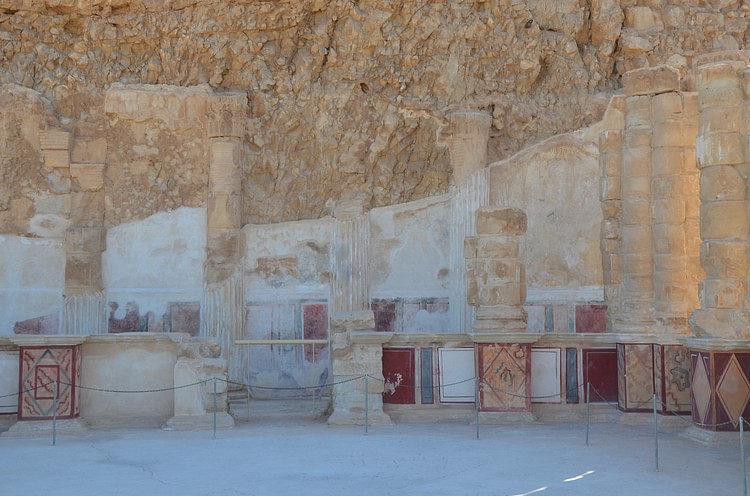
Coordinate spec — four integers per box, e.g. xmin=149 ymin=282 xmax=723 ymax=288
xmin=2 ymin=1 xmax=750 ymax=438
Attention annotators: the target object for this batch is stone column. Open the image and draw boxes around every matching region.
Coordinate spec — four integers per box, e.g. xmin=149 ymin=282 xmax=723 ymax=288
xmin=651 ymin=90 xmax=701 ymax=335
xmin=447 ymin=110 xmax=491 ymax=333
xmin=466 ymin=207 xmax=538 ymax=419
xmin=328 ymin=196 xmax=393 ymax=425
xmin=690 ymin=61 xmax=750 ymax=339
xmin=201 ymin=92 xmax=248 ymax=383
xmin=600 ymin=125 xmax=624 ymax=331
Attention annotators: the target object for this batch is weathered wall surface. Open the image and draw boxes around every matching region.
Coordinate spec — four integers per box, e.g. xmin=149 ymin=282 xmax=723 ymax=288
xmin=1 ymin=1 xmax=746 ymax=224
xmin=490 ymin=134 xmax=603 ymax=302
xmin=0 ymin=236 xmax=65 ymax=335
xmin=103 ymin=207 xmax=206 ymax=334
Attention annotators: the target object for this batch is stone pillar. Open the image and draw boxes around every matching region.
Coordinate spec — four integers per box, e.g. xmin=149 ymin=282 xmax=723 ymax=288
xmin=447 ymin=110 xmax=491 ymax=333
xmin=599 ymin=124 xmax=624 ymax=331
xmin=165 ymin=336 xmax=234 ymax=430
xmin=328 ymin=196 xmax=393 ymax=425
xmin=466 ymin=207 xmax=538 ymax=419
xmin=651 ymin=90 xmax=701 ymax=335
xmin=201 ymin=92 xmax=248 ymax=383
xmin=65 ymin=131 xmax=108 ymax=335
xmin=690 ymin=61 xmax=750 ymax=339
xmin=681 ymin=58 xmax=750 ymax=436
xmin=3 ymin=336 xmax=87 ymax=436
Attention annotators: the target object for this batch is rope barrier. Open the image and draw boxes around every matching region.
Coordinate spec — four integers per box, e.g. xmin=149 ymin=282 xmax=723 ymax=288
xmin=57 ymin=379 xmax=212 ymax=394
xmin=0 ymin=382 xmax=56 ymax=399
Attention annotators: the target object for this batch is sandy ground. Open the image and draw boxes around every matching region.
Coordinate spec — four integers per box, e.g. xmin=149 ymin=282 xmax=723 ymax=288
xmin=1 ymin=412 xmax=746 ymax=496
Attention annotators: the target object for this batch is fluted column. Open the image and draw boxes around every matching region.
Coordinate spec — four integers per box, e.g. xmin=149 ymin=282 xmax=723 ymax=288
xmin=201 ymin=92 xmax=248 ymax=382
xmin=447 ymin=110 xmax=491 ymax=333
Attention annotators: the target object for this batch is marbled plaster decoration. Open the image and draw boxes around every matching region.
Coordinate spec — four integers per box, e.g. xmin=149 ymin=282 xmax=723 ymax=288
xmin=582 ymin=348 xmax=617 ymax=403
xmin=617 ymin=343 xmax=654 ymax=412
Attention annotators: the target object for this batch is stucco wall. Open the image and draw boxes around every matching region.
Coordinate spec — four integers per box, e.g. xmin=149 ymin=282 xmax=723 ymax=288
xmin=0 ymin=236 xmax=65 ymax=335
xmin=80 ymin=334 xmax=178 ymax=426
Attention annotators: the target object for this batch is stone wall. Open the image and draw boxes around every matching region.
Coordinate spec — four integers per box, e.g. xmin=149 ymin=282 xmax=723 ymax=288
xmin=1 ymin=1 xmax=747 ymax=224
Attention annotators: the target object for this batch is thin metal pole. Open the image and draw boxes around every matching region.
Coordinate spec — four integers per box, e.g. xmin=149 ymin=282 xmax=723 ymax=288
xmin=52 ymin=381 xmax=58 ymax=446
xmin=475 ymin=377 xmax=480 ymax=440
xmin=653 ymin=393 xmax=659 ymax=472
xmin=742 ymin=416 xmax=747 ymax=496
xmin=213 ymin=378 xmax=217 ymax=440
xmin=585 ymin=382 xmax=590 ymax=446
xmin=246 ymin=385 xmax=251 ymax=422
xmin=364 ymin=375 xmax=369 ymax=434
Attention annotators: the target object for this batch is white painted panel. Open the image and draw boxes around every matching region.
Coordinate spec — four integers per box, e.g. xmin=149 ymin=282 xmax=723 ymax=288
xmin=438 ymin=347 xmax=475 ymax=403
xmin=531 ymin=348 xmax=561 ymax=403
xmin=0 ymin=350 xmax=19 ymax=414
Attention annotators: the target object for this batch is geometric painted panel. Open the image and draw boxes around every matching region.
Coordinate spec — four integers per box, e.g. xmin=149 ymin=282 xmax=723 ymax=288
xmin=717 ymin=354 xmax=750 ymax=428
xmin=382 ymin=348 xmax=415 ymax=405
xmin=478 ymin=343 xmax=531 ymax=412
xmin=18 ymin=345 xmax=81 ymax=420
xmin=691 ymin=351 xmax=711 ymax=427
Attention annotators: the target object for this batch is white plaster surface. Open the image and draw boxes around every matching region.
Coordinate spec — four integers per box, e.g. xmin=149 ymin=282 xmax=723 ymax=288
xmin=370 ymin=196 xmax=451 ymax=298
xmin=244 ymin=218 xmax=332 ymax=300
xmin=0 ymin=235 xmax=65 ymax=335
xmin=0 ymin=349 xmax=19 ymax=414
xmin=0 ymin=420 xmax=743 ymax=495
xmin=490 ymin=134 xmax=604 ymax=300
xmin=103 ymin=208 xmax=206 ymax=317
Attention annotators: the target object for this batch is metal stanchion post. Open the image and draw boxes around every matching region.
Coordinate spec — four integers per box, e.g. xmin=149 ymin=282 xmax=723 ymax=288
xmin=364 ymin=375 xmax=369 ymax=434
xmin=213 ymin=378 xmax=217 ymax=440
xmin=246 ymin=385 xmax=251 ymax=422
xmin=585 ymin=382 xmax=590 ymax=446
xmin=475 ymin=377 xmax=480 ymax=440
xmin=52 ymin=380 xmax=58 ymax=446
xmin=743 ymin=418 xmax=748 ymax=496
xmin=653 ymin=393 xmax=659 ymax=472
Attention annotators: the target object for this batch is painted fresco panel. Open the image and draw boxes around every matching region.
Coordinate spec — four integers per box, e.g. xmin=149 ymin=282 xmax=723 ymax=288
xmin=618 ymin=343 xmax=654 ymax=411
xmin=382 ymin=348 xmax=415 ymax=404
xmin=566 ymin=348 xmax=579 ymax=403
xmin=583 ymin=348 xmax=617 ymax=403
xmin=661 ymin=345 xmax=691 ymax=414
xmin=420 ymin=347 xmax=434 ymax=404
xmin=531 ymin=348 xmax=561 ymax=403
xmin=438 ymin=348 xmax=475 ymax=403
xmin=18 ymin=345 xmax=81 ymax=420
xmin=302 ymin=303 xmax=328 ymax=362
xmin=478 ymin=343 xmax=531 ymax=412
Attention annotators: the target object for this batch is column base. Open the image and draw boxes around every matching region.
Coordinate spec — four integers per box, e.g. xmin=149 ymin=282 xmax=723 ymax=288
xmin=680 ymin=425 xmax=750 ymax=445
xmin=477 ymin=411 xmax=536 ymax=424
xmin=2 ymin=418 xmax=88 ymax=437
xmin=163 ymin=412 xmax=235 ymax=431
xmin=327 ymin=409 xmax=394 ymax=427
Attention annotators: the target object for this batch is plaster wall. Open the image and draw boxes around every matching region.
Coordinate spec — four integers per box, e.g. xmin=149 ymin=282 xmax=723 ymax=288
xmin=0 ymin=236 xmax=65 ymax=335
xmin=243 ymin=218 xmax=332 ymax=301
xmin=102 ymin=207 xmax=206 ymax=332
xmin=489 ymin=134 xmax=604 ymax=303
xmin=370 ymin=195 xmax=451 ymax=299
xmin=80 ymin=335 xmax=177 ymax=426
xmin=0 ymin=346 xmax=19 ymax=415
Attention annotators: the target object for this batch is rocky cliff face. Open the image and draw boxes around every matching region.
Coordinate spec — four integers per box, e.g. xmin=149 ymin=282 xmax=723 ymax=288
xmin=0 ymin=0 xmax=748 ymax=225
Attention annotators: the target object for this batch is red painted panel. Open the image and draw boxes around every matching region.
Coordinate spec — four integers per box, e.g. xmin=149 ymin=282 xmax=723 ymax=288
xmin=382 ymin=348 xmax=415 ymax=404
xmin=583 ymin=348 xmax=618 ymax=403
xmin=575 ymin=305 xmax=607 ymax=333
xmin=18 ymin=345 xmax=81 ymax=420
xmin=302 ymin=303 xmax=328 ymax=362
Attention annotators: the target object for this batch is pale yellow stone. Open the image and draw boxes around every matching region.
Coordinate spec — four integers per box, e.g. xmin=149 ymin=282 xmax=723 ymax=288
xmin=621 ymin=176 xmax=651 ymax=198
xmin=651 ymin=147 xmax=684 ymax=177
xmin=600 ymin=151 xmax=622 ymax=177
xmin=600 ymin=175 xmax=621 ymax=201
xmin=622 ymin=146 xmax=651 ymax=177
xmin=475 ymin=207 xmax=527 ymax=236
xmin=43 ymin=149 xmax=70 ymax=168
xmin=598 ymin=130 xmax=623 ymax=153
xmin=652 ymin=224 xmax=686 ymax=255
xmin=39 ymin=129 xmax=71 ymax=150
xmin=207 ymin=193 xmax=242 ymax=230
xmin=651 ymin=92 xmax=683 ymax=121
xmin=623 ymin=65 xmax=680 ymax=96
xmin=70 ymin=163 xmax=105 ymax=191
xmin=697 ymin=132 xmax=744 ymax=167
xmin=699 ymin=106 xmax=741 ymax=134
xmin=621 ymin=201 xmax=651 ymax=225
xmin=701 ymin=241 xmax=749 ymax=279
xmin=620 ymin=225 xmax=652 ymax=253
xmin=651 ymin=200 xmax=686 ymax=225
xmin=702 ymin=279 xmax=747 ymax=309
xmin=652 ymin=119 xmax=685 ymax=148
xmin=700 ymin=165 xmax=746 ymax=202
xmin=625 ymin=95 xmax=653 ymax=128
xmin=701 ymin=201 xmax=749 ymax=240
